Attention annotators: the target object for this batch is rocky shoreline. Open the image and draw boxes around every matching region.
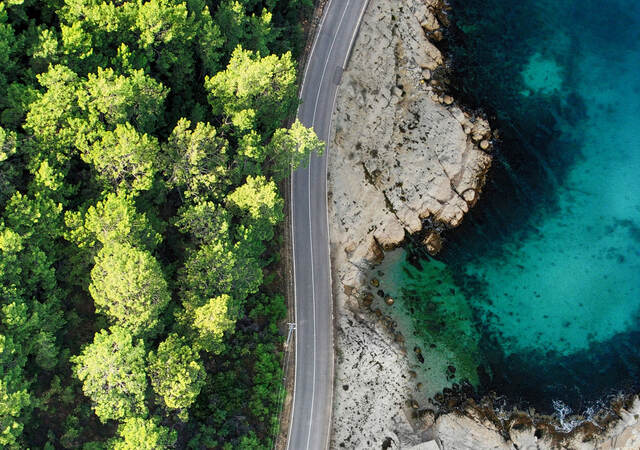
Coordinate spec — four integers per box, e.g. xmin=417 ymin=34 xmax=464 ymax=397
xmin=327 ymin=0 xmax=640 ymax=448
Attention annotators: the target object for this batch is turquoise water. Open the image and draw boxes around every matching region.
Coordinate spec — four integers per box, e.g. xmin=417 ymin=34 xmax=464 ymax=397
xmin=379 ymin=0 xmax=640 ymax=414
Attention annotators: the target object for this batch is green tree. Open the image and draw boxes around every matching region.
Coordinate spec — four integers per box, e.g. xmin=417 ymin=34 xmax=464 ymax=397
xmin=148 ymin=334 xmax=205 ymax=416
xmin=0 ymin=4 xmax=18 ymax=106
xmin=72 ymin=327 xmax=147 ymax=423
xmin=249 ymin=344 xmax=282 ymax=423
xmin=78 ymin=68 xmax=168 ymax=135
xmin=227 ymin=175 xmax=283 ymax=257
xmin=205 ymin=46 xmax=298 ymax=135
xmin=134 ymin=0 xmax=194 ymax=77
xmin=65 ymin=191 xmax=161 ymax=251
xmin=267 ymin=119 xmax=324 ymax=181
xmin=0 ymin=334 xmax=31 ymax=449
xmin=89 ymin=242 xmax=170 ymax=337
xmin=174 ymin=201 xmax=230 ymax=245
xmin=58 ymin=0 xmax=138 ymax=74
xmin=82 ymin=123 xmax=160 ymax=193
xmin=192 ymin=294 xmax=237 ymax=353
xmin=162 ymin=118 xmax=229 ymax=200
xmin=180 ymin=236 xmax=262 ymax=307
xmin=24 ymin=64 xmax=81 ymax=156
xmin=214 ymin=1 xmax=275 ymax=57
xmin=0 ymin=126 xmax=19 ymax=206
xmin=112 ymin=417 xmax=176 ymax=450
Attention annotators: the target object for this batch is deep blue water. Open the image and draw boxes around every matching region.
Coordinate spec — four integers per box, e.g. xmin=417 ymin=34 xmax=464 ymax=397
xmin=377 ymin=0 xmax=640 ymax=416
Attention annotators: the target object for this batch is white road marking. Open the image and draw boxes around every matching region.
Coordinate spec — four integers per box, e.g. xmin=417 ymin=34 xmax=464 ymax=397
xmin=311 ymin=0 xmax=351 ymax=126
xmin=288 ymin=0 xmax=371 ymax=449
xmin=286 ymin=0 xmax=336 ymax=446
xmin=305 ymin=3 xmax=352 ymax=449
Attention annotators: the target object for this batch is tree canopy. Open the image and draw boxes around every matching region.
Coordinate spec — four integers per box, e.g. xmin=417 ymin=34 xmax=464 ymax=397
xmin=0 ymin=0 xmax=321 ymax=447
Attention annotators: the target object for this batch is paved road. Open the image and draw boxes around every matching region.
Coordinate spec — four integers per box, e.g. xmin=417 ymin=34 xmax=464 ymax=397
xmin=287 ymin=1 xmax=369 ymax=449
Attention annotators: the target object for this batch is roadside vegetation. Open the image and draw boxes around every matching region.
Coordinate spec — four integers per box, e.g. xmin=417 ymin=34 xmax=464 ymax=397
xmin=0 ymin=0 xmax=320 ymax=447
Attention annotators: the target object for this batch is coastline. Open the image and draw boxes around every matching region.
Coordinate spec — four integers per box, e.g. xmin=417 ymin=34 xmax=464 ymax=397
xmin=326 ymin=0 xmax=640 ymax=448
xmin=327 ymin=0 xmax=491 ymax=446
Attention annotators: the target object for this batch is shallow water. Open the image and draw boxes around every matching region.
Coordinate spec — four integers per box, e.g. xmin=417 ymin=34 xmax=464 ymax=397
xmin=379 ymin=0 xmax=640 ymax=414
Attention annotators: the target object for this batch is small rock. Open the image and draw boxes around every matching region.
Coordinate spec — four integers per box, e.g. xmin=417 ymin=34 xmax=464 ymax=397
xmin=343 ymin=284 xmax=355 ymax=295
xmin=463 ymin=126 xmax=471 ymax=135
xmin=462 ymin=189 xmax=476 ymax=204
xmin=420 ymin=14 xmax=440 ymax=32
xmin=422 ymin=69 xmax=431 ymax=80
xmin=444 ymin=95 xmax=454 ymax=105
xmin=411 ymin=399 xmax=420 ymax=409
xmin=370 ymin=278 xmax=380 ymax=287
xmin=480 ymin=139 xmax=490 ymax=150
xmin=424 ymin=232 xmax=443 ymax=255
xmin=392 ymin=86 xmax=403 ymax=97
xmin=385 ymin=297 xmax=395 ymax=305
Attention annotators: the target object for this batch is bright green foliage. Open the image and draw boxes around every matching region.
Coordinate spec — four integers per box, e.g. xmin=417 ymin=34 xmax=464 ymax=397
xmin=162 ymin=118 xmax=229 ymax=200
xmin=4 ymin=191 xmax=63 ymax=253
xmin=113 ymin=417 xmax=177 ymax=450
xmin=227 ymin=175 xmax=283 ymax=256
xmin=148 ymin=334 xmax=205 ymax=414
xmin=193 ymin=294 xmax=237 ymax=353
xmin=180 ymin=236 xmax=263 ymax=307
xmin=79 ymin=68 xmax=168 ymax=135
xmin=24 ymin=64 xmax=81 ymax=155
xmin=58 ymin=0 xmax=138 ymax=73
xmin=0 ymin=334 xmax=31 ymax=449
xmin=268 ymin=119 xmax=324 ymax=180
xmin=113 ymin=417 xmax=176 ymax=450
xmin=0 ymin=126 xmax=19 ymax=206
xmin=72 ymin=327 xmax=147 ymax=422
xmin=135 ymin=0 xmax=193 ymax=76
xmin=89 ymin=242 xmax=170 ymax=336
xmin=196 ymin=6 xmax=225 ymax=75
xmin=228 ymin=175 xmax=283 ymax=229
xmin=82 ymin=123 xmax=160 ymax=192
xmin=205 ymin=46 xmax=298 ymax=135
xmin=174 ymin=201 xmax=230 ymax=244
xmin=2 ymin=0 xmax=320 ymax=446
xmin=66 ymin=191 xmax=161 ymax=251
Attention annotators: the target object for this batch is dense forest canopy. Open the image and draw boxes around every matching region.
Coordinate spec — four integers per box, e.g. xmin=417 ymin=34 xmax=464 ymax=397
xmin=0 ymin=0 xmax=321 ymax=447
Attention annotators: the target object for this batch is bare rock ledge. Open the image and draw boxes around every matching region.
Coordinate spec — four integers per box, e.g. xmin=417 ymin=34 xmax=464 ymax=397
xmin=327 ymin=0 xmax=491 ymax=447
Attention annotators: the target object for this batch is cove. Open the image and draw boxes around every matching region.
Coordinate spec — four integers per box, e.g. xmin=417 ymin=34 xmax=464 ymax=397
xmin=377 ymin=0 xmax=640 ymax=416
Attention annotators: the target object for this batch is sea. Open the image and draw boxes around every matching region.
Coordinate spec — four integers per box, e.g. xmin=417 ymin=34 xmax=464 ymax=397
xmin=375 ymin=0 xmax=640 ymax=419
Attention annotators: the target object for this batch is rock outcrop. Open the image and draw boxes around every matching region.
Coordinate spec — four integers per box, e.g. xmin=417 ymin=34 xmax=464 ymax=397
xmin=327 ymin=0 xmax=491 ymax=447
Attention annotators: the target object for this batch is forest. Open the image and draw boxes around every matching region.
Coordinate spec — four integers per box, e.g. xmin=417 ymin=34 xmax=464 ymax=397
xmin=0 ymin=0 xmax=321 ymax=448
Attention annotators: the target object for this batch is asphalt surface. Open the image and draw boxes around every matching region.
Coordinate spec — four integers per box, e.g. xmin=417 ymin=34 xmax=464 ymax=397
xmin=287 ymin=1 xmax=370 ymax=449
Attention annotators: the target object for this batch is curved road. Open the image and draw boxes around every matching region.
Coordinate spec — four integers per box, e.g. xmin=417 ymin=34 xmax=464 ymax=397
xmin=287 ymin=1 xmax=369 ymax=449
